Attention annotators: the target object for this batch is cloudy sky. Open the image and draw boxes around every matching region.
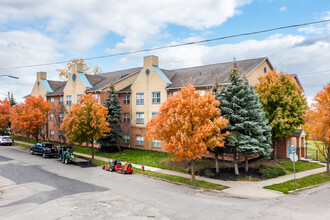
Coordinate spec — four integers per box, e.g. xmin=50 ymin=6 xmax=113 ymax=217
xmin=0 ymin=0 xmax=329 ymax=103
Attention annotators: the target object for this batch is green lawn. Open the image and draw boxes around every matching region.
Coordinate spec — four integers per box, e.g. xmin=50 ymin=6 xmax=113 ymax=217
xmin=73 ymin=146 xmax=175 ymax=168
xmin=73 ymin=146 xmax=217 ymax=174
xmin=14 ymin=136 xmax=37 ymax=144
xmin=279 ymin=161 xmax=324 ymax=173
xmin=264 ymin=172 xmax=330 ymax=194
xmin=305 ymin=140 xmax=327 ymax=163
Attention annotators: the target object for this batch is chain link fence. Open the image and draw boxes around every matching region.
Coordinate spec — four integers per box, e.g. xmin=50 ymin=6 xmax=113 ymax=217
xmin=306 ymin=147 xmax=326 ymax=163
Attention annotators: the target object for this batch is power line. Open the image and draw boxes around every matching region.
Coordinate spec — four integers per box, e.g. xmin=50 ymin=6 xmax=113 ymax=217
xmin=1 ymin=19 xmax=330 ymax=71
xmin=296 ymin=69 xmax=330 ymax=76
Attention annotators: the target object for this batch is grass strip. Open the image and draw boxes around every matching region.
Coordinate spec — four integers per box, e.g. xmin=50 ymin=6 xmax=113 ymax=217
xmin=14 ymin=136 xmax=37 ymax=144
xmin=15 ymin=143 xmax=31 ymax=149
xmin=92 ymin=159 xmax=227 ymax=191
xmin=279 ymin=161 xmax=324 ymax=173
xmin=264 ymin=172 xmax=330 ymax=194
xmin=134 ymin=168 xmax=227 ymax=191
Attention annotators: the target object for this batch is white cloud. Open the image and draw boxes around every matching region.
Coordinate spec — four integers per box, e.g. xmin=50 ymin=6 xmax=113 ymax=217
xmin=0 ymin=0 xmax=252 ymax=53
xmin=298 ymin=11 xmax=330 ymax=35
xmin=0 ymin=30 xmax=62 ymax=102
xmin=148 ymin=33 xmax=330 ymax=101
xmin=279 ymin=6 xmax=287 ymax=12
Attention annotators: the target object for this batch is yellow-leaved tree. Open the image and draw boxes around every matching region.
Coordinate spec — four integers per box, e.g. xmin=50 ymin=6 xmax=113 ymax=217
xmin=61 ymin=94 xmax=110 ymax=160
xmin=56 ymin=58 xmax=102 ymax=79
xmin=256 ymin=69 xmax=307 ymax=161
xmin=146 ymin=83 xmax=229 ymax=181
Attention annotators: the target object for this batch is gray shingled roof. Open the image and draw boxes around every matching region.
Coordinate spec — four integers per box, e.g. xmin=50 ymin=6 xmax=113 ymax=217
xmin=46 ymin=80 xmax=66 ymax=96
xmin=165 ymin=57 xmax=268 ymax=89
xmin=292 ymin=129 xmax=306 ymax=137
xmin=118 ymin=85 xmax=131 ymax=93
xmin=87 ymin=67 xmax=142 ymax=92
xmin=43 ymin=57 xmax=270 ymax=96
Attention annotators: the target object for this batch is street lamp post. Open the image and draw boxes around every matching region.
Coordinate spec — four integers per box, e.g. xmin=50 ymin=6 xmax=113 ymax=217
xmin=0 ymin=74 xmax=19 ymax=141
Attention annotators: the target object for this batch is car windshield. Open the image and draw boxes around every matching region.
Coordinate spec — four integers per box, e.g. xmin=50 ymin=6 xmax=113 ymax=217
xmin=2 ymin=137 xmax=11 ymax=140
xmin=44 ymin=144 xmax=53 ymax=148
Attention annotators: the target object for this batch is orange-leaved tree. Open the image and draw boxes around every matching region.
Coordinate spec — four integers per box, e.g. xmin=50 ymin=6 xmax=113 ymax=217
xmin=11 ymin=96 xmax=52 ymax=142
xmin=61 ymin=94 xmax=109 ymax=160
xmin=0 ymin=98 xmax=10 ymax=135
xmin=308 ymin=83 xmax=330 ymax=174
xmin=146 ymin=83 xmax=229 ymax=181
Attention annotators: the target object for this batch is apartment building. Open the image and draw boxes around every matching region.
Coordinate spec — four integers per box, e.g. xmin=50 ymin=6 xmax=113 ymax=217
xmin=29 ymin=55 xmax=275 ymax=152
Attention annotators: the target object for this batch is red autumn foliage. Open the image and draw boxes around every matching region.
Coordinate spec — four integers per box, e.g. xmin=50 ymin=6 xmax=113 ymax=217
xmin=0 ymin=98 xmax=10 ymax=134
xmin=146 ymin=83 xmax=229 ymax=181
xmin=11 ymin=96 xmax=52 ymax=142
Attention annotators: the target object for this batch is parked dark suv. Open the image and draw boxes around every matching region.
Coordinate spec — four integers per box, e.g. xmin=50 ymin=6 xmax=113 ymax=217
xmin=30 ymin=142 xmax=58 ymax=158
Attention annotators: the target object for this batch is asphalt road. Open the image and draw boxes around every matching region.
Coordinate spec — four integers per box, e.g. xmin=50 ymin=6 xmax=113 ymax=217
xmin=0 ymin=145 xmax=329 ymax=220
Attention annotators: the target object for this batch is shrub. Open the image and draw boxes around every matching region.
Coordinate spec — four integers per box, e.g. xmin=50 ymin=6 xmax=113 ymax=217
xmin=259 ymin=165 xmax=286 ymax=179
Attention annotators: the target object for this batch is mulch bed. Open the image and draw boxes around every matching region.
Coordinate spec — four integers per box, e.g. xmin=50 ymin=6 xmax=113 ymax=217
xmin=210 ymin=167 xmax=263 ymax=181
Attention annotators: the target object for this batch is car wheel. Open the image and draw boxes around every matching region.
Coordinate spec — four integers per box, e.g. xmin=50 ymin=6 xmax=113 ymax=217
xmin=30 ymin=149 xmax=34 ymax=155
xmin=42 ymin=152 xmax=46 ymax=158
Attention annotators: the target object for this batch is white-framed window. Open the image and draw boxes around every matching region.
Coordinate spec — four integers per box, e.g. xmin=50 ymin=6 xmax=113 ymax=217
xmin=123 ymin=135 xmax=130 ymax=144
xmin=77 ymin=94 xmax=82 ymax=104
xmin=199 ymin=90 xmax=206 ymax=96
xmin=136 ymin=112 xmax=144 ymax=124
xmin=123 ymin=95 xmax=130 ymax=104
xmin=50 ymin=130 xmax=54 ymax=138
xmin=136 ymin=136 xmax=144 ymax=146
xmin=66 ymin=95 xmax=72 ymax=106
xmin=59 ymin=97 xmax=63 ymax=105
xmin=152 ymin=92 xmax=161 ymax=104
xmin=136 ymin=93 xmax=144 ymax=105
xmin=123 ymin=113 xmax=130 ymax=123
xmin=152 ymin=139 xmax=161 ymax=148
xmin=59 ymin=113 xmax=64 ymax=122
xmin=50 ymin=97 xmax=54 ymax=105
xmin=50 ymin=113 xmax=54 ymax=121
xmin=93 ymin=94 xmax=99 ymax=103
xmin=152 ymin=112 xmax=158 ymax=118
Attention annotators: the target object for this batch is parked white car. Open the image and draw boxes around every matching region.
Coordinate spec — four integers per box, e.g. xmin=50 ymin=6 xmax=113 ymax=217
xmin=0 ymin=136 xmax=13 ymax=146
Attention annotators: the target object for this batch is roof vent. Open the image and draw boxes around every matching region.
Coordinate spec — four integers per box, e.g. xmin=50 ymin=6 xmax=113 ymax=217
xmin=121 ymin=73 xmax=129 ymax=79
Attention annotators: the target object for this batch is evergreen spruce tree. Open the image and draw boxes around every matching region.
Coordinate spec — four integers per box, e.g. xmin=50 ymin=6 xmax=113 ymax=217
xmin=99 ymin=82 xmax=124 ymax=152
xmin=215 ymin=63 xmax=272 ymax=175
xmin=210 ymin=76 xmax=227 ymax=174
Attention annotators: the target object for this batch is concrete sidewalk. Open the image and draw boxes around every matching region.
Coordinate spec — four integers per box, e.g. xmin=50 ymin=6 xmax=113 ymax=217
xmin=13 ymin=140 xmax=327 ymax=198
xmin=73 ymin=151 xmax=327 ymax=199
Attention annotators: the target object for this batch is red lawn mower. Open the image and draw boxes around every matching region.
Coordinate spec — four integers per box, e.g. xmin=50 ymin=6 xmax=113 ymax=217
xmin=102 ymin=160 xmax=133 ymax=174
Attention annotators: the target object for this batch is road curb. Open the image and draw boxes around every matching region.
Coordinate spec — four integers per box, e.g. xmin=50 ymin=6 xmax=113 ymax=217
xmin=288 ymin=181 xmax=330 ymax=194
